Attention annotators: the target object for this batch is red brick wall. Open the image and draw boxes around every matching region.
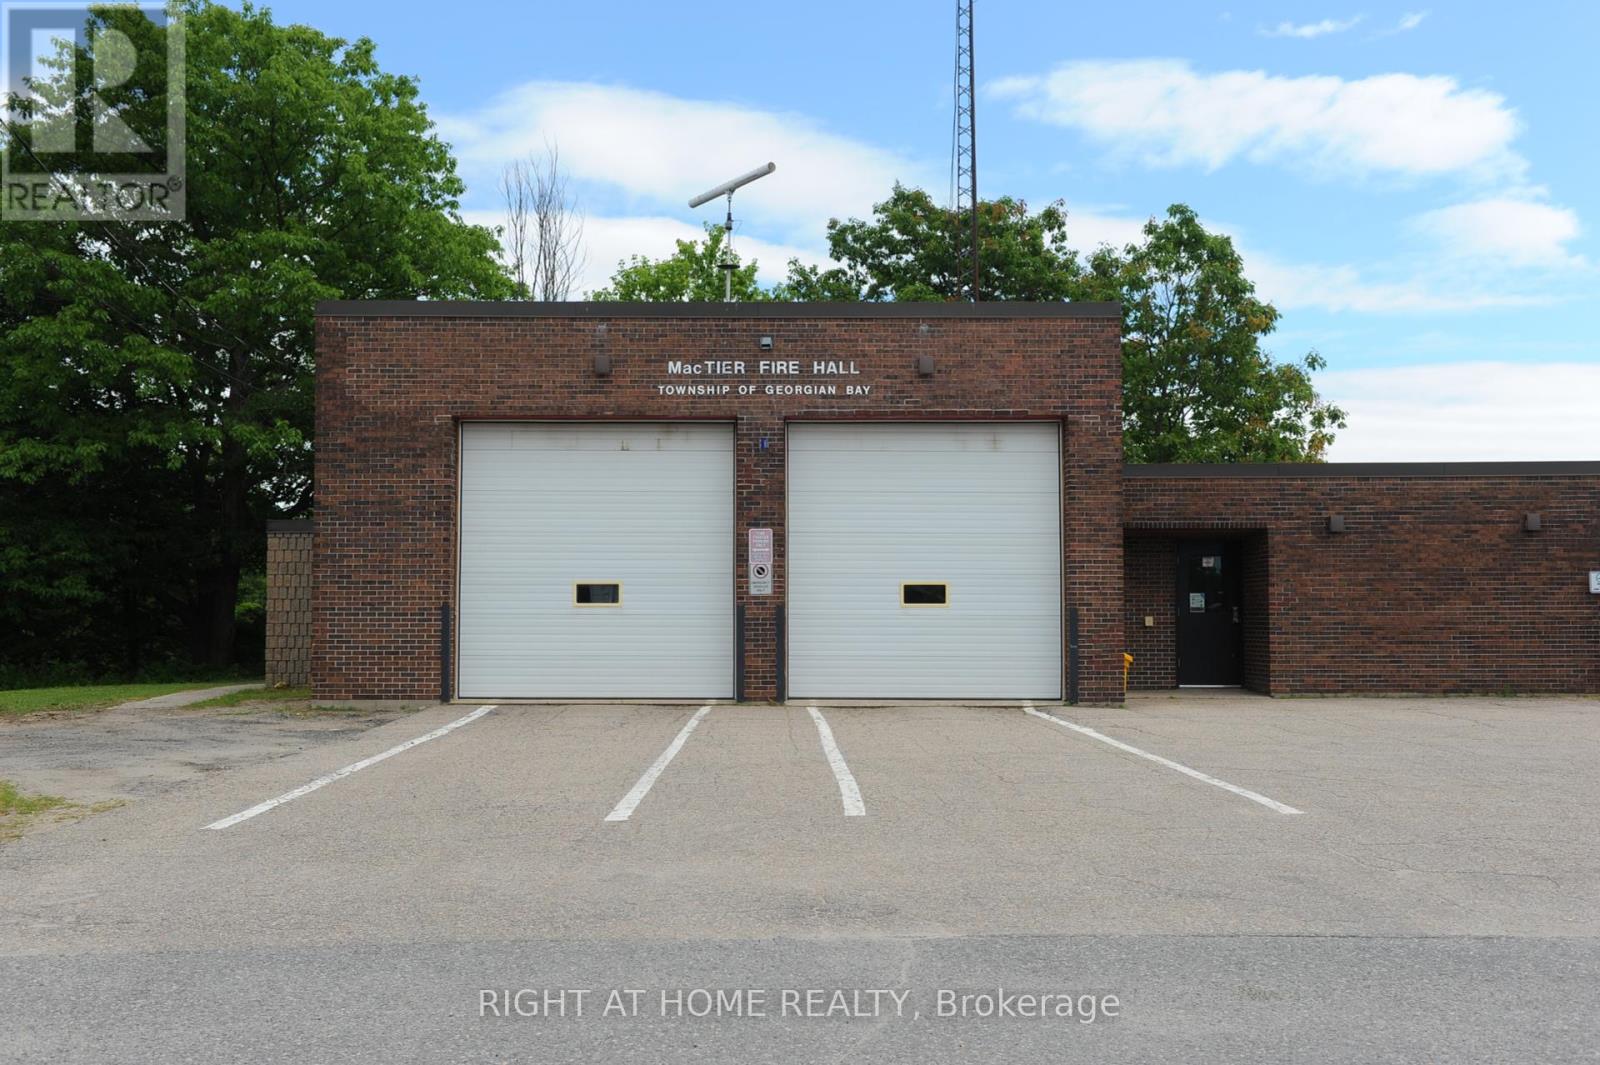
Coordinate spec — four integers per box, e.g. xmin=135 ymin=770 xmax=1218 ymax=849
xmin=1123 ymin=537 xmax=1176 ymax=690
xmin=1240 ymin=533 xmax=1271 ymax=692
xmin=1125 ymin=472 xmax=1600 ymax=694
xmin=313 ymin=306 xmax=1125 ymax=702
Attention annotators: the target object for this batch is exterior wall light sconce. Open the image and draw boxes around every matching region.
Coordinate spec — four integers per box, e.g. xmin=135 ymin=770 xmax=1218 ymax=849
xmin=759 ymin=335 xmax=774 ymax=351
xmin=1524 ymin=512 xmax=1542 ymax=532
xmin=1326 ymin=514 xmax=1346 ymax=534
xmin=917 ymin=355 xmax=936 ymax=377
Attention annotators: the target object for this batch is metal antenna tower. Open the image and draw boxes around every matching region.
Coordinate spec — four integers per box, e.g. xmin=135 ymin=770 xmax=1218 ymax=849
xmin=688 ymin=162 xmax=776 ymax=302
xmin=952 ymin=0 xmax=978 ymax=300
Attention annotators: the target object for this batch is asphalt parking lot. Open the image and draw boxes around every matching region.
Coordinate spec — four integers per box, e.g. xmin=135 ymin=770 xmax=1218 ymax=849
xmin=3 ymin=692 xmax=1598 ymax=1062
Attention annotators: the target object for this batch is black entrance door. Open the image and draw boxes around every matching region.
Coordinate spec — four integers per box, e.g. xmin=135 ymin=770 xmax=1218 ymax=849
xmin=1176 ymin=541 xmax=1243 ymax=686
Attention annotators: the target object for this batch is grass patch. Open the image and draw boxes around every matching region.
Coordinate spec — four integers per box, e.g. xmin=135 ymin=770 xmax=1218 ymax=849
xmin=0 ymin=680 xmax=253 ymax=717
xmin=187 ymin=685 xmax=310 ymax=709
xmin=0 ymin=781 xmax=121 ymax=843
xmin=230 ymin=704 xmax=379 ymax=719
xmin=0 ymin=779 xmax=68 ymax=816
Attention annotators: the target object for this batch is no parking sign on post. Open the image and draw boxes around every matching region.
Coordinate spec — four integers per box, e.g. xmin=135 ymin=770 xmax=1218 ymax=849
xmin=749 ymin=528 xmax=773 ymax=595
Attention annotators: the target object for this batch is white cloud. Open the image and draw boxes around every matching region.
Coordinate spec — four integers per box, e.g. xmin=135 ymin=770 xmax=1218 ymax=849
xmin=1372 ymin=10 xmax=1429 ymax=36
xmin=439 ymin=82 xmax=927 ymax=241
xmin=996 ymin=200 xmax=1568 ymax=315
xmin=1063 ymin=208 xmax=1150 ymax=253
xmin=990 ymin=59 xmax=1523 ymax=181
xmin=1047 ymin=203 xmax=1574 ymax=315
xmin=1261 ymin=15 xmax=1363 ymax=39
xmin=1411 ymin=198 xmax=1584 ymax=268
xmin=1246 ymin=251 xmax=1552 ymax=313
xmin=1321 ymin=362 xmax=1600 ymax=460
xmin=461 ymin=210 xmax=824 ymax=298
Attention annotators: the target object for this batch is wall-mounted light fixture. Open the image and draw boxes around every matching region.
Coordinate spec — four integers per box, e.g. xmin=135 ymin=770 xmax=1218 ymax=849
xmin=1524 ymin=512 xmax=1543 ymax=532
xmin=758 ymin=335 xmax=774 ymax=351
xmin=917 ymin=355 xmax=935 ymax=377
xmin=1326 ymin=514 xmax=1346 ymax=534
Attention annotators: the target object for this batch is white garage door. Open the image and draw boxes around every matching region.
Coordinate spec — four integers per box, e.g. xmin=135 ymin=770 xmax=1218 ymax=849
xmin=788 ymin=423 xmax=1062 ymax=699
xmin=457 ymin=423 xmax=733 ymax=699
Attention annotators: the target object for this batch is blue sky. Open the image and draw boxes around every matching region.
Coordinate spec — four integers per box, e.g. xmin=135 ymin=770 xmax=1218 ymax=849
xmin=256 ymin=0 xmax=1597 ymax=459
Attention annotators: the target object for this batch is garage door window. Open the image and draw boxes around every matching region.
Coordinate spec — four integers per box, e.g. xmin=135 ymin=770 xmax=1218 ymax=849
xmin=574 ymin=582 xmax=622 ymax=606
xmin=901 ymin=583 xmax=949 ymax=607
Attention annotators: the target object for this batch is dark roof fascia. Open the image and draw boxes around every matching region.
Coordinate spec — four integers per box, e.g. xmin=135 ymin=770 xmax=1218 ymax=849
xmin=1126 ymin=462 xmax=1600 ymax=479
xmin=315 ymin=300 xmax=1121 ymax=320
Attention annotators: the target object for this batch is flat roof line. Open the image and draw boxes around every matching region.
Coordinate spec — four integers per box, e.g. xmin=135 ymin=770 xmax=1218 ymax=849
xmin=1127 ymin=461 xmax=1600 ymax=478
xmin=315 ymin=300 xmax=1122 ymax=320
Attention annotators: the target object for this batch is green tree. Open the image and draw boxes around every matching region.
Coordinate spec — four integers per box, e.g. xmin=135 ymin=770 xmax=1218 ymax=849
xmin=776 ymin=184 xmax=1079 ymax=302
xmin=1082 ymin=205 xmax=1345 ymax=462
xmin=781 ymin=190 xmax=1343 ymax=461
xmin=591 ymin=226 xmax=764 ymax=301
xmin=0 ymin=1 xmax=511 ymax=677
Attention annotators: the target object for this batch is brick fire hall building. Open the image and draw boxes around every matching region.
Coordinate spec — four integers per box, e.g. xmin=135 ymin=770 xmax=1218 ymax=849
xmin=264 ymin=302 xmax=1600 ymax=703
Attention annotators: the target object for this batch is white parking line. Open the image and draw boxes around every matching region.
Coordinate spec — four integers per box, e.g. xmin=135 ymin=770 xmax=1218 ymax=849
xmin=807 ymin=706 xmax=866 ymax=817
xmin=205 ymin=705 xmax=498 ymax=830
xmin=605 ymin=705 xmax=713 ymax=822
xmin=1023 ymin=703 xmax=1303 ymax=815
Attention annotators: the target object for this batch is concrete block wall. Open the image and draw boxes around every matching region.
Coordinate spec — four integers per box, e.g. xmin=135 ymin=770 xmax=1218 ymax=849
xmin=266 ymin=521 xmax=313 ymax=687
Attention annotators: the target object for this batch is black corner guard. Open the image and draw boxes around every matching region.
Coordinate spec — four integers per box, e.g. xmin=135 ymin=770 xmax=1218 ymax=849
xmin=440 ymin=603 xmax=453 ymax=703
xmin=1067 ymin=606 xmax=1080 ymax=706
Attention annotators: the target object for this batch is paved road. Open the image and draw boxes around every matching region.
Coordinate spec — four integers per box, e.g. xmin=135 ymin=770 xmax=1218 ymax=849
xmin=0 ymin=695 xmax=419 ymax=808
xmin=7 ymin=935 xmax=1595 ymax=1063
xmin=3 ymin=694 xmax=1597 ymax=1061
xmin=111 ymin=684 xmax=262 ymax=711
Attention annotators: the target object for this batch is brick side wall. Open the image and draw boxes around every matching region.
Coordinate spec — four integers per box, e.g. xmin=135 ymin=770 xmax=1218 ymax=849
xmin=1241 ymin=533 xmax=1271 ymax=692
xmin=1125 ymin=475 xmax=1600 ymax=694
xmin=1123 ymin=537 xmax=1176 ymax=690
xmin=265 ymin=524 xmax=313 ymax=687
xmin=314 ymin=309 xmax=1125 ymax=703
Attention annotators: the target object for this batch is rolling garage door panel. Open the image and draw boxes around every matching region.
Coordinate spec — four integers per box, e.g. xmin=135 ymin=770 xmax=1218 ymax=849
xmin=458 ymin=423 xmax=733 ymax=699
xmin=788 ymin=423 xmax=1062 ymax=699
